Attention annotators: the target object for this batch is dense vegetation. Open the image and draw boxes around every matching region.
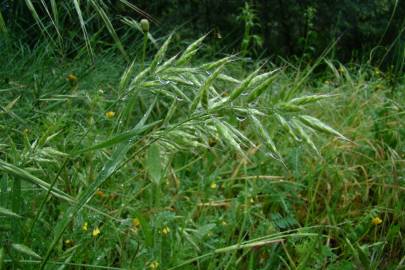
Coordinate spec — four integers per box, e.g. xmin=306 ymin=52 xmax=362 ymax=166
xmin=0 ymin=1 xmax=404 ymax=269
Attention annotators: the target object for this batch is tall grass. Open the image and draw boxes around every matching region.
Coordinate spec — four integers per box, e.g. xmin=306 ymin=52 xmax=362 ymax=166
xmin=0 ymin=7 xmax=404 ymax=269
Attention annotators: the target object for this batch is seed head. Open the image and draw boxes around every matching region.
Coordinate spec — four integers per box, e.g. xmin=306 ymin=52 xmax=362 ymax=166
xmin=140 ymin=19 xmax=150 ymax=33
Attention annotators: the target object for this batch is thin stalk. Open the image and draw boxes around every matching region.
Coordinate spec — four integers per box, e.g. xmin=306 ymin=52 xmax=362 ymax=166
xmin=142 ymin=32 xmax=148 ymax=69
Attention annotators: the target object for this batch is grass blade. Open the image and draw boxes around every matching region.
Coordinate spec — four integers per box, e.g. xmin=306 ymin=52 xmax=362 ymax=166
xmin=39 ymin=100 xmax=157 ymax=269
xmin=11 ymin=244 xmax=41 ymax=259
xmin=0 ymin=10 xmax=7 ymax=34
xmin=90 ymin=0 xmax=129 ymax=61
xmin=0 ymin=206 xmax=21 ymax=218
xmin=72 ymin=0 xmax=94 ymax=61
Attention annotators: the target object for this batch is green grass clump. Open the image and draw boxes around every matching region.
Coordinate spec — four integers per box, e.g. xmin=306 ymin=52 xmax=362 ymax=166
xmin=0 ymin=35 xmax=404 ymax=270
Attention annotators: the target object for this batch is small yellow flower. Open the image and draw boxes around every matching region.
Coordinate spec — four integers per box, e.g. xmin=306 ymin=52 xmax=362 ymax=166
xmin=92 ymin=227 xmax=101 ymax=237
xmin=64 ymin=239 xmax=74 ymax=246
xmin=82 ymin=222 xmax=88 ymax=231
xmin=372 ymin=216 xmax=382 ymax=225
xmin=67 ymin=74 xmax=77 ymax=82
xmin=210 ymin=182 xmax=217 ymax=189
xmin=149 ymin=260 xmax=159 ymax=270
xmin=67 ymin=74 xmax=78 ymax=87
xmin=105 ymin=111 xmax=116 ymax=119
xmin=161 ymin=226 xmax=170 ymax=235
xmin=132 ymin=218 xmax=141 ymax=228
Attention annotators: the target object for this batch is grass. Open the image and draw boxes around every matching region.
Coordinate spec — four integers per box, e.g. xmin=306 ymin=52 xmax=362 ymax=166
xmin=0 ymin=30 xmax=405 ymax=270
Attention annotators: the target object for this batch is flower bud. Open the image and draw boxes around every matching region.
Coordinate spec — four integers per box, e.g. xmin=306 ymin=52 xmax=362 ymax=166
xmin=140 ymin=19 xmax=150 ymax=33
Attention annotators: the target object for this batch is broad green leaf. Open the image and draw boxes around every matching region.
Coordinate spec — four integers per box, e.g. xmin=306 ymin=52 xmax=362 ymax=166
xmin=146 ymin=143 xmax=162 ymax=185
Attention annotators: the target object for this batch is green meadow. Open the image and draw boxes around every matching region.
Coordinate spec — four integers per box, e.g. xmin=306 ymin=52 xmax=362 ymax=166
xmin=0 ymin=2 xmax=404 ymax=269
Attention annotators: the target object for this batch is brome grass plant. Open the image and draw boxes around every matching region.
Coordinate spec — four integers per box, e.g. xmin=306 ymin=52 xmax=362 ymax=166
xmin=0 ymin=18 xmax=404 ymax=270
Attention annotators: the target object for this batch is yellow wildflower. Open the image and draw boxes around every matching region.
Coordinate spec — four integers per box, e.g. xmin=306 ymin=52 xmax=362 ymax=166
xmin=372 ymin=216 xmax=382 ymax=225
xmin=149 ymin=261 xmax=159 ymax=270
xmin=132 ymin=218 xmax=141 ymax=228
xmin=67 ymin=74 xmax=77 ymax=82
xmin=92 ymin=227 xmax=101 ymax=237
xmin=82 ymin=222 xmax=88 ymax=231
xmin=105 ymin=111 xmax=116 ymax=119
xmin=210 ymin=182 xmax=217 ymax=189
xmin=161 ymin=226 xmax=170 ymax=235
xmin=67 ymin=74 xmax=78 ymax=86
xmin=64 ymin=239 xmax=74 ymax=246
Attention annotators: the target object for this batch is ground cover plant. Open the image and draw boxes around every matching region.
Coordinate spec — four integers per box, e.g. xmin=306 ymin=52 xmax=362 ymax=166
xmin=0 ymin=2 xmax=405 ymax=270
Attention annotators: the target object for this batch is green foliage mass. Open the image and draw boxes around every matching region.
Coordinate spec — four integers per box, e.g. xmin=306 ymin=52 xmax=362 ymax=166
xmin=0 ymin=2 xmax=404 ymax=269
